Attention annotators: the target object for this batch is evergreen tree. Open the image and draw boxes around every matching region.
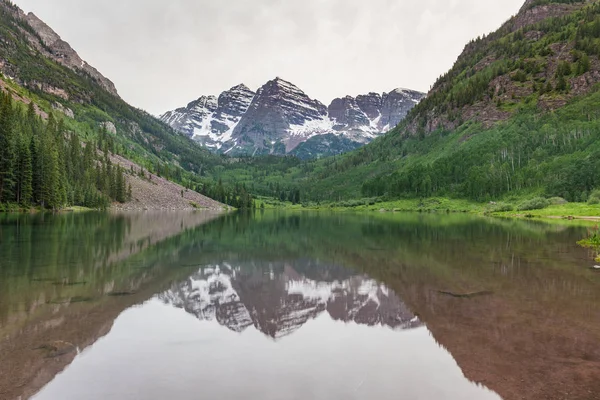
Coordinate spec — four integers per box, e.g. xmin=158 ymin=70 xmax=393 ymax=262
xmin=0 ymin=93 xmax=16 ymax=203
xmin=15 ymin=135 xmax=32 ymax=207
xmin=556 ymin=74 xmax=567 ymax=92
xmin=30 ymin=136 xmax=41 ymax=204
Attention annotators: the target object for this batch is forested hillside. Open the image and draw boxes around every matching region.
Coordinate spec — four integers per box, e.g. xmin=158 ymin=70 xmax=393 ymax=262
xmin=2 ymin=0 xmax=599 ymax=211
xmin=285 ymin=0 xmax=600 ymax=204
xmin=0 ymin=94 xmax=130 ymax=210
xmin=0 ymin=0 xmax=254 ymax=210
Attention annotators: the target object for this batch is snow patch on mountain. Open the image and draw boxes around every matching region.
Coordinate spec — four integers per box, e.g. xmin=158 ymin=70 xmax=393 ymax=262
xmin=287 ymin=117 xmax=334 ymax=137
xmin=160 ymin=78 xmax=425 ymax=157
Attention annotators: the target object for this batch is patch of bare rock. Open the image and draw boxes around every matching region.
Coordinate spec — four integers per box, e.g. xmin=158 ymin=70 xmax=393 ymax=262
xmin=109 ymin=153 xmax=226 ymax=211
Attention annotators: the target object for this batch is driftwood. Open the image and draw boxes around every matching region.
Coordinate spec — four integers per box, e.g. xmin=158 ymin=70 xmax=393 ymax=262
xmin=107 ymin=291 xmax=137 ymax=297
xmin=52 ymin=280 xmax=87 ymax=286
xmin=47 ymin=296 xmax=94 ymax=305
xmin=438 ymin=290 xmax=494 ymax=298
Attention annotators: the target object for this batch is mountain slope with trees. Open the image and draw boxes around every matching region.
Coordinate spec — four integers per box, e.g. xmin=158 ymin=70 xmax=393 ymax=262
xmin=0 ymin=0 xmax=248 ymax=210
xmin=289 ymin=0 xmax=600 ymax=205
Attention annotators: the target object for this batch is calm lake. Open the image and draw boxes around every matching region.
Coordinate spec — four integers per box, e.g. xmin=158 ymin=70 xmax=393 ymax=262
xmin=1 ymin=211 xmax=599 ymax=400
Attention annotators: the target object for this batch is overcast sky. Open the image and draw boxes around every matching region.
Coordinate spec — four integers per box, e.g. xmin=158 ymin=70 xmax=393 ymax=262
xmin=14 ymin=0 xmax=524 ymax=115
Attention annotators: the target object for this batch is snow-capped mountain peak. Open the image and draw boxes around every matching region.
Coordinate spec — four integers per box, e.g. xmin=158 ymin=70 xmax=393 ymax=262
xmin=160 ymin=84 xmax=255 ymax=150
xmin=160 ymin=78 xmax=425 ymax=157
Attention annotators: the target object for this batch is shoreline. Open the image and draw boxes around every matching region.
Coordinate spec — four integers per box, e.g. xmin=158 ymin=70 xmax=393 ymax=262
xmin=257 ymin=197 xmax=600 ymax=224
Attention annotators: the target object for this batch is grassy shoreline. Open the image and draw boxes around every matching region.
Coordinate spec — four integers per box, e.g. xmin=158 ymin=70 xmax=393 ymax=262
xmin=0 ymin=205 xmax=98 ymax=214
xmin=257 ymin=196 xmax=600 ymax=222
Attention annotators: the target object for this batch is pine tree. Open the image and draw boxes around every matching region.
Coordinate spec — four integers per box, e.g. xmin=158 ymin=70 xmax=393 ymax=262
xmin=556 ymin=74 xmax=567 ymax=91
xmin=30 ymin=136 xmax=41 ymax=204
xmin=15 ymin=135 xmax=33 ymax=207
xmin=577 ymin=54 xmax=591 ymax=75
xmin=36 ymin=117 xmax=62 ymax=209
xmin=44 ymin=146 xmax=61 ymax=210
xmin=0 ymin=93 xmax=16 ymax=203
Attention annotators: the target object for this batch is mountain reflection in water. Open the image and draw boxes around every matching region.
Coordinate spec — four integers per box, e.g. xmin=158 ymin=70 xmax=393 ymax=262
xmin=159 ymin=261 xmax=422 ymax=339
xmin=2 ymin=211 xmax=599 ymax=400
xmin=34 ymin=259 xmax=500 ymax=400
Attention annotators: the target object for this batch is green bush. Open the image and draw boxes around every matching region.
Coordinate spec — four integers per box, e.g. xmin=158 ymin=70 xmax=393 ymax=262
xmin=588 ymin=190 xmax=600 ymax=205
xmin=492 ymin=203 xmax=514 ymax=212
xmin=517 ymin=197 xmax=550 ymax=211
xmin=548 ymin=197 xmax=568 ymax=205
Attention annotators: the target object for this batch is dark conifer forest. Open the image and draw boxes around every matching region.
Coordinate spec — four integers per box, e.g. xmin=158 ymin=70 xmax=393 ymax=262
xmin=0 ymin=95 xmax=129 ymax=210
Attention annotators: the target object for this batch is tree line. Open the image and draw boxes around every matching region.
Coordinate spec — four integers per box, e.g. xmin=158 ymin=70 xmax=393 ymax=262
xmin=0 ymin=93 xmax=130 ymax=210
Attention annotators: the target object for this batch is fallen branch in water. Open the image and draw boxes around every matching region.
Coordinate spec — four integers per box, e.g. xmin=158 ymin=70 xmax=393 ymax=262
xmin=438 ymin=290 xmax=493 ymax=298
xmin=107 ymin=291 xmax=137 ymax=297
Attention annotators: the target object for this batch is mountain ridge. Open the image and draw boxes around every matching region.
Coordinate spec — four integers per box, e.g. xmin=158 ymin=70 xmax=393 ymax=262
xmin=160 ymin=77 xmax=424 ymax=157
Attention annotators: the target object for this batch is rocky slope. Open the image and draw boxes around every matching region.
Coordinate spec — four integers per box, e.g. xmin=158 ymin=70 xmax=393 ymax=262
xmin=160 ymin=78 xmax=424 ymax=157
xmin=405 ymin=0 xmax=595 ymax=135
xmin=21 ymin=12 xmax=119 ymax=97
xmin=0 ymin=0 xmax=226 ymax=178
xmin=0 ymin=3 xmax=119 ymax=98
xmin=159 ymin=261 xmax=421 ymax=339
xmin=109 ymin=153 xmax=225 ymax=211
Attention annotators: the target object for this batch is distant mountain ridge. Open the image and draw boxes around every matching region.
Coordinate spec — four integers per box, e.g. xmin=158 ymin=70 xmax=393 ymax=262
xmin=160 ymin=78 xmax=424 ymax=158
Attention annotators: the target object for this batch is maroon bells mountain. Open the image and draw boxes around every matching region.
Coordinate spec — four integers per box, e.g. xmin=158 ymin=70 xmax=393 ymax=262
xmin=161 ymin=77 xmax=424 ymax=158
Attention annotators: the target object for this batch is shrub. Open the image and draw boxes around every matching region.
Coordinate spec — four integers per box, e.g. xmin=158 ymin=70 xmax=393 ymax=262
xmin=548 ymin=197 xmax=568 ymax=205
xmin=517 ymin=197 xmax=550 ymax=211
xmin=492 ymin=203 xmax=514 ymax=212
xmin=588 ymin=190 xmax=600 ymax=205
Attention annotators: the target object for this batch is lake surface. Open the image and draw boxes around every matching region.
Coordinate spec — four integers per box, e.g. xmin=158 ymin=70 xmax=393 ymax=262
xmin=1 ymin=211 xmax=599 ymax=400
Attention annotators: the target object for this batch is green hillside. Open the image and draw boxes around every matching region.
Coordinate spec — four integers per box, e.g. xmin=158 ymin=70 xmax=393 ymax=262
xmin=0 ymin=0 xmax=258 ymax=209
xmin=286 ymin=0 xmax=600 ymax=205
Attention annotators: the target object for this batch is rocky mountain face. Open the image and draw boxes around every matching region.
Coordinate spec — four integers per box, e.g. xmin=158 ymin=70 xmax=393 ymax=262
xmin=0 ymin=6 xmax=120 ymax=98
xmin=160 ymin=78 xmax=424 ymax=157
xmin=160 ymin=84 xmax=255 ymax=149
xmin=159 ymin=262 xmax=421 ymax=339
xmin=406 ymin=0 xmax=593 ymax=135
xmin=329 ymin=88 xmax=425 ymax=139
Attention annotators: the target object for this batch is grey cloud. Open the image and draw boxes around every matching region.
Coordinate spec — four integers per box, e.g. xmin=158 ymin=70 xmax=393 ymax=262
xmin=14 ymin=0 xmax=524 ymax=115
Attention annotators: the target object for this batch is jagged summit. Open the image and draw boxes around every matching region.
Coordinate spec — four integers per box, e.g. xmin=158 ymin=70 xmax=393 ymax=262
xmin=161 ymin=78 xmax=425 ymax=157
xmin=232 ymin=83 xmax=250 ymax=90
xmin=160 ymin=84 xmax=256 ymax=150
